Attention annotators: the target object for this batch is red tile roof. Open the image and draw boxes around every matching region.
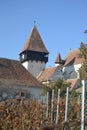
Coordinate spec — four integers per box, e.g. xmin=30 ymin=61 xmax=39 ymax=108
xmin=64 ymin=79 xmax=78 ymax=90
xmin=64 ymin=49 xmax=84 ymax=66
xmin=20 ymin=25 xmax=49 ymax=54
xmin=37 ymin=66 xmax=59 ymax=82
xmin=0 ymin=57 xmax=43 ymax=87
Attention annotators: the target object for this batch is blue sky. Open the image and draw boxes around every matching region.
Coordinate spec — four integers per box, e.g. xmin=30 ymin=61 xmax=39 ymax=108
xmin=0 ymin=0 xmax=87 ymax=67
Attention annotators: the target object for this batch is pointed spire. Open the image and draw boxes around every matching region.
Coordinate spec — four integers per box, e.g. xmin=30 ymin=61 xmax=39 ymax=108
xmin=34 ymin=20 xmax=36 ymax=26
xmin=20 ymin=25 xmax=49 ymax=54
xmin=55 ymin=53 xmax=62 ymax=63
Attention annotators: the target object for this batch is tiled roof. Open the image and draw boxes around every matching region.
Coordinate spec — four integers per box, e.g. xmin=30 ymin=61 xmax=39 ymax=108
xmin=37 ymin=66 xmax=59 ymax=82
xmin=0 ymin=57 xmax=43 ymax=87
xmin=64 ymin=79 xmax=78 ymax=90
xmin=20 ymin=25 xmax=49 ymax=54
xmin=55 ymin=53 xmax=62 ymax=63
xmin=64 ymin=49 xmax=84 ymax=66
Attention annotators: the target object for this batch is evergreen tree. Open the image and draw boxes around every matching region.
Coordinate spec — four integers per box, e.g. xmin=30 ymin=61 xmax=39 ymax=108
xmin=78 ymin=42 xmax=87 ymax=80
xmin=43 ymin=79 xmax=71 ymax=97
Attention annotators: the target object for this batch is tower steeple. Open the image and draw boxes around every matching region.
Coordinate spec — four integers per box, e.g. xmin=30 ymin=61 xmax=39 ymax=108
xmin=19 ymin=25 xmax=49 ymax=77
xmin=55 ymin=53 xmax=65 ymax=66
xmin=55 ymin=53 xmax=62 ymax=64
xmin=21 ymin=25 xmax=49 ymax=54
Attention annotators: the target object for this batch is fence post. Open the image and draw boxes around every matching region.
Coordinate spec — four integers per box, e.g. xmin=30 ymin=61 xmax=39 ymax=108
xmin=81 ymin=80 xmax=86 ymax=130
xmin=64 ymin=87 xmax=69 ymax=130
xmin=46 ymin=92 xmax=49 ymax=118
xmin=51 ymin=89 xmax=54 ymax=124
xmin=56 ymin=89 xmax=60 ymax=130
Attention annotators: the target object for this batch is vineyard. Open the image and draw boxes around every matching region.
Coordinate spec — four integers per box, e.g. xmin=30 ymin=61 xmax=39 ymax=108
xmin=0 ymin=80 xmax=87 ymax=130
xmin=0 ymin=95 xmax=82 ymax=130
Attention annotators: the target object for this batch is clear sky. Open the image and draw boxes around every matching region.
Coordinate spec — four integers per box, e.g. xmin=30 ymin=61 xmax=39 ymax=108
xmin=0 ymin=0 xmax=87 ymax=67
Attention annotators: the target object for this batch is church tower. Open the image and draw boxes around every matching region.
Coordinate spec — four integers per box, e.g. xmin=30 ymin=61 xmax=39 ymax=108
xmin=55 ymin=53 xmax=65 ymax=66
xmin=19 ymin=25 xmax=49 ymax=77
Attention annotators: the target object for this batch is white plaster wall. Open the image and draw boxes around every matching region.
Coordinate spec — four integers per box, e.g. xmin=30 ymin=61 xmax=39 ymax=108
xmin=22 ymin=61 xmax=45 ymax=77
xmin=55 ymin=63 xmax=60 ymax=66
xmin=22 ymin=61 xmax=28 ymax=70
xmin=74 ymin=64 xmax=82 ymax=78
xmin=0 ymin=84 xmax=43 ymax=101
xmin=29 ymin=86 xmax=43 ymax=100
xmin=28 ymin=61 xmax=45 ymax=77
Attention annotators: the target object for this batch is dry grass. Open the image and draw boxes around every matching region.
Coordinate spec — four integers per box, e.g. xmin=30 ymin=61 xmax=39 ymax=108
xmin=0 ymin=97 xmax=81 ymax=130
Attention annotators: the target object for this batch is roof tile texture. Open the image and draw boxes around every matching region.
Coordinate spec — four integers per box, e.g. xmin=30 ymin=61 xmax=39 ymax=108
xmin=64 ymin=49 xmax=84 ymax=66
xmin=65 ymin=79 xmax=77 ymax=90
xmin=37 ymin=66 xmax=58 ymax=82
xmin=0 ymin=58 xmax=43 ymax=87
xmin=21 ymin=25 xmax=49 ymax=54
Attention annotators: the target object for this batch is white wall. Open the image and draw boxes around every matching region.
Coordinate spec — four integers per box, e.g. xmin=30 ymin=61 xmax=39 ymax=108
xmin=29 ymin=86 xmax=43 ymax=100
xmin=74 ymin=64 xmax=82 ymax=78
xmin=22 ymin=60 xmax=45 ymax=77
xmin=22 ymin=61 xmax=28 ymax=70
xmin=0 ymin=83 xmax=43 ymax=101
xmin=28 ymin=61 xmax=45 ymax=77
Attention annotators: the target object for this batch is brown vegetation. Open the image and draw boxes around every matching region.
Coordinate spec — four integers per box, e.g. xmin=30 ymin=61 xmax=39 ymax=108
xmin=0 ymin=97 xmax=81 ymax=130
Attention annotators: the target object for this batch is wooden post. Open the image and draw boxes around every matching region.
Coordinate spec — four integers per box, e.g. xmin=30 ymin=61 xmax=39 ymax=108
xmin=64 ymin=87 xmax=69 ymax=130
xmin=51 ymin=89 xmax=54 ymax=124
xmin=46 ymin=92 xmax=49 ymax=118
xmin=56 ymin=89 xmax=60 ymax=130
xmin=81 ymin=80 xmax=86 ymax=130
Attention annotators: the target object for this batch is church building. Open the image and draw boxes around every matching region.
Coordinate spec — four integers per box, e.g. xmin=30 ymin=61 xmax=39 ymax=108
xmin=19 ymin=25 xmax=84 ymax=90
xmin=0 ymin=24 xmax=84 ymax=101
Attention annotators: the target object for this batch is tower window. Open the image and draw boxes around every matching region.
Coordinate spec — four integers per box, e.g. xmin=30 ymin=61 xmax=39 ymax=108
xmin=22 ymin=54 xmax=25 ymax=59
